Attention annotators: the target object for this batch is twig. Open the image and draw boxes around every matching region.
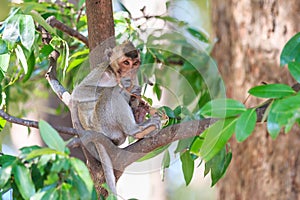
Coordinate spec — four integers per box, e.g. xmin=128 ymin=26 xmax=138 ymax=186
xmin=45 ymin=50 xmax=71 ymax=107
xmin=46 ymin=16 xmax=89 ymax=47
xmin=0 ymin=109 xmax=76 ymax=136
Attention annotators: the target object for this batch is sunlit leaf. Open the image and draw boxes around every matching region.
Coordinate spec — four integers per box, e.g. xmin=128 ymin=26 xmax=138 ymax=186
xmin=180 ymin=151 xmax=194 ymax=185
xmin=235 ymin=108 xmax=257 ymax=142
xmin=138 ymin=144 xmax=170 ymax=162
xmin=70 ymin=158 xmax=97 ymax=199
xmin=269 ymin=93 xmax=300 ymax=137
xmin=200 ymin=99 xmax=246 ymax=118
xmin=190 ymin=135 xmax=205 ymax=156
xmin=160 ymin=150 xmax=170 ymax=181
xmin=248 ymin=84 xmax=295 ymax=98
xmin=2 ymin=14 xmax=21 ymax=43
xmin=0 ymin=39 xmax=8 ymax=54
xmin=22 ymin=51 xmax=35 ymax=82
xmin=200 ymin=118 xmax=237 ymax=162
xmin=26 ymin=148 xmax=66 ymax=160
xmin=288 ymin=62 xmax=300 ymax=83
xmin=19 ymin=14 xmax=35 ymax=50
xmin=187 ymin=27 xmax=209 ymax=43
xmin=38 ymin=120 xmax=66 ymax=152
xmin=13 ymin=164 xmax=36 ymax=199
xmin=267 ymin=107 xmax=281 ymax=139
xmin=0 ymin=165 xmax=12 ymax=187
xmin=15 ymin=45 xmax=28 ymax=74
xmin=0 ymin=53 xmax=10 ymax=72
xmin=280 ymin=32 xmax=300 ymax=66
xmin=29 ymin=11 xmax=56 ymax=34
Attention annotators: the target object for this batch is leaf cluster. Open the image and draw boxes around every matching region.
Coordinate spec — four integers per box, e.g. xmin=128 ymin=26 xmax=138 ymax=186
xmin=0 ymin=120 xmax=96 ymax=200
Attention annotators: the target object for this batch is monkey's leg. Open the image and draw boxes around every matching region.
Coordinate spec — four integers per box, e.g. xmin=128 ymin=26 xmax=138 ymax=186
xmin=94 ymin=143 xmax=117 ymax=195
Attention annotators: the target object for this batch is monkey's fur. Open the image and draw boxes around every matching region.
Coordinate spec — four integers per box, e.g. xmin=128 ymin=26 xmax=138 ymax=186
xmin=69 ymin=41 xmax=161 ymax=194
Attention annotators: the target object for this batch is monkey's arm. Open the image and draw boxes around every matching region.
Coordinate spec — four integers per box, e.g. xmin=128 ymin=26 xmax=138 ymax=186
xmin=45 ymin=50 xmax=71 ymax=107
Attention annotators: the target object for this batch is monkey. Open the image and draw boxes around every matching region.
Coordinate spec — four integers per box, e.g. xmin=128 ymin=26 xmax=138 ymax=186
xmin=68 ymin=41 xmax=161 ymax=195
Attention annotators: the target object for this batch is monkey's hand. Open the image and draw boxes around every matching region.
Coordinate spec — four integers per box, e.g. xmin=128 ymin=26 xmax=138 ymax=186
xmin=134 ymin=115 xmax=161 ymax=139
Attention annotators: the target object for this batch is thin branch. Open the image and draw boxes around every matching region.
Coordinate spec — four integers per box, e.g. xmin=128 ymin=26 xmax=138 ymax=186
xmin=0 ymin=109 xmax=76 ymax=136
xmin=46 ymin=16 xmax=89 ymax=47
xmin=45 ymin=50 xmax=71 ymax=107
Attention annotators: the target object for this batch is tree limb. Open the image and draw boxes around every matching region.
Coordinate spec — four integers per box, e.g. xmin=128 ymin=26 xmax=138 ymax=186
xmin=0 ymin=109 xmax=75 ymax=136
xmin=46 ymin=16 xmax=89 ymax=47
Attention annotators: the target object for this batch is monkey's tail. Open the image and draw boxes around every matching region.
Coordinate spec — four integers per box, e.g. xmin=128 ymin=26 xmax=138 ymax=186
xmin=94 ymin=143 xmax=117 ymax=195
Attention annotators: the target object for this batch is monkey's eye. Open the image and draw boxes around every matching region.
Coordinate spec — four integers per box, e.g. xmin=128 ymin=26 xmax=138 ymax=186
xmin=133 ymin=61 xmax=140 ymax=66
xmin=123 ymin=61 xmax=130 ymax=65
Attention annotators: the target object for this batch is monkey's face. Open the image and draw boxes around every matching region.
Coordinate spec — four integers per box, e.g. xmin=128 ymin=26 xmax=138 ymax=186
xmin=117 ymin=56 xmax=140 ymax=77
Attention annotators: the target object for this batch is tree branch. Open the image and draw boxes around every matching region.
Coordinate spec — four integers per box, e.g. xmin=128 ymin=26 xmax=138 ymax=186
xmin=46 ymin=16 xmax=89 ymax=47
xmin=0 ymin=109 xmax=76 ymax=136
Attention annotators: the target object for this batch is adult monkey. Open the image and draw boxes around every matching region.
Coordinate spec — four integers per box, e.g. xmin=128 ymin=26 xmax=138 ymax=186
xmin=46 ymin=41 xmax=161 ymax=195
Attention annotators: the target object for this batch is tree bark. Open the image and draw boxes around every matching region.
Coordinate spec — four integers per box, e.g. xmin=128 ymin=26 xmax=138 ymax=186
xmin=86 ymin=0 xmax=115 ymax=69
xmin=211 ymin=1 xmax=300 ymax=199
xmin=84 ymin=0 xmax=115 ymax=196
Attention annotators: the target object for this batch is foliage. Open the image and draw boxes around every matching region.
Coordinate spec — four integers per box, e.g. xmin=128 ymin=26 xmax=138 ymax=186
xmin=0 ymin=120 xmax=96 ymax=200
xmin=0 ymin=0 xmax=300 ymax=198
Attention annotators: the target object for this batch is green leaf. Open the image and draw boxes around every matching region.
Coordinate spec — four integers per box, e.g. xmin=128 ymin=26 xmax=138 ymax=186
xmin=29 ymin=11 xmax=56 ymax=35
xmin=174 ymin=137 xmax=194 ymax=153
xmin=180 ymin=151 xmax=194 ymax=186
xmin=0 ymin=155 xmax=16 ymax=165
xmin=153 ymin=83 xmax=162 ymax=100
xmin=200 ymin=118 xmax=237 ymax=161
xmin=162 ymin=106 xmax=175 ymax=118
xmin=161 ymin=150 xmax=170 ymax=181
xmin=70 ymin=158 xmax=96 ymax=199
xmin=0 ymin=39 xmax=8 ymax=54
xmin=0 ymin=165 xmax=12 ymax=187
xmin=235 ymin=108 xmax=257 ymax=142
xmin=288 ymin=62 xmax=300 ymax=83
xmin=162 ymin=150 xmax=170 ymax=169
xmin=15 ymin=45 xmax=28 ymax=74
xmin=0 ymin=53 xmax=10 ymax=72
xmin=2 ymin=14 xmax=21 ymax=43
xmin=267 ymin=93 xmax=300 ymax=137
xmin=186 ymin=27 xmax=209 ymax=43
xmin=22 ymin=51 xmax=35 ymax=82
xmin=205 ymin=147 xmax=232 ymax=186
xmin=41 ymin=188 xmax=58 ymax=200
xmin=138 ymin=144 xmax=170 ymax=162
xmin=70 ymin=170 xmax=90 ymax=200
xmin=280 ymin=32 xmax=300 ymax=66
xmin=200 ymin=99 xmax=246 ymax=118
xmin=26 ymin=148 xmax=66 ymax=160
xmin=20 ymin=145 xmax=41 ymax=157
xmin=267 ymin=105 xmax=281 ymax=139
xmin=19 ymin=15 xmax=35 ymax=50
xmin=13 ymin=164 xmax=36 ymax=199
xmin=190 ymin=135 xmax=205 ymax=156
xmin=38 ymin=120 xmax=66 ymax=152
xmin=60 ymin=183 xmax=73 ymax=200
xmin=0 ymin=117 xmax=6 ymax=132
xmin=248 ymin=84 xmax=295 ymax=98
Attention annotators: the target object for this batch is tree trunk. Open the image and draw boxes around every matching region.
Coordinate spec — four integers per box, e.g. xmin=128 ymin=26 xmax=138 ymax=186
xmin=86 ymin=0 xmax=115 ymax=69
xmin=211 ymin=1 xmax=300 ymax=199
xmin=83 ymin=0 xmax=116 ymax=196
